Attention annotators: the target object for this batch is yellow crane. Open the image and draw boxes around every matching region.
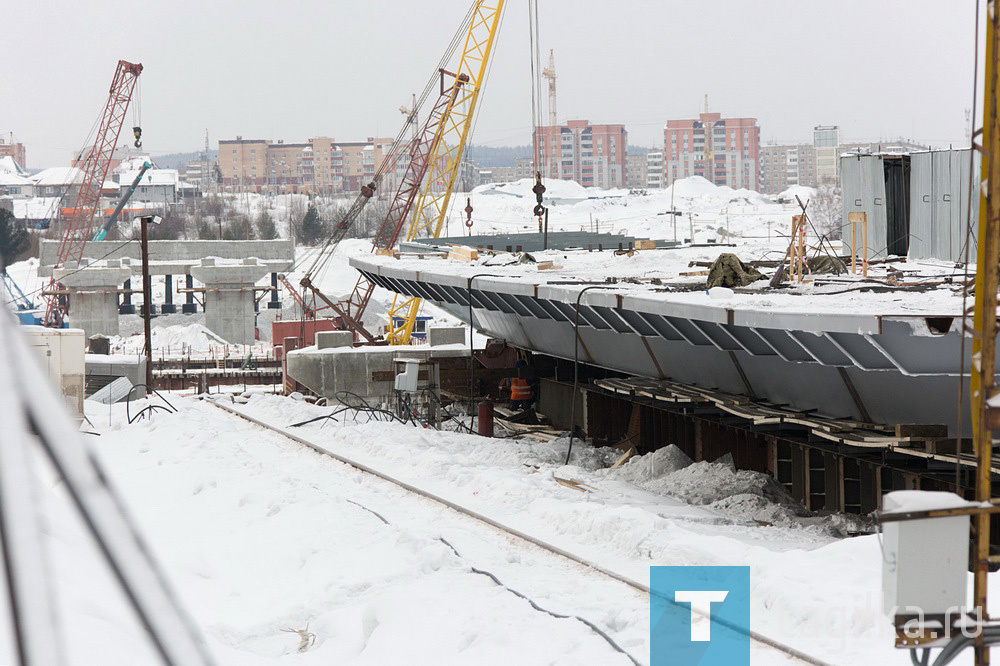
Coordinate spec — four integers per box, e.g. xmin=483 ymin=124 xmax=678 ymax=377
xmin=385 ymin=0 xmax=505 ymax=345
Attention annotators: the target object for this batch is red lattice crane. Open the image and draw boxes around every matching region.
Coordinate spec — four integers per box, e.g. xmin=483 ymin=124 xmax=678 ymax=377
xmin=44 ymin=60 xmax=143 ymax=327
xmin=299 ymin=70 xmax=461 ymax=342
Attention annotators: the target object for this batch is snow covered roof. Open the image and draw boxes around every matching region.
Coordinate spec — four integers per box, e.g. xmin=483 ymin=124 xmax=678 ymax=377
xmin=0 ymin=156 xmax=27 ymax=176
xmin=0 ymin=172 xmax=32 ymax=187
xmin=114 ymin=155 xmax=156 ymax=175
xmin=31 ymin=166 xmax=84 ymax=186
xmin=118 ymin=168 xmax=179 ymax=187
xmin=12 ymin=197 xmax=61 ymax=220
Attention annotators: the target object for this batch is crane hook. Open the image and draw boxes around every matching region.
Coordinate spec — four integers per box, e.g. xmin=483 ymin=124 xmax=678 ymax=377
xmin=464 ymin=198 xmax=474 ymax=229
xmin=132 ymin=126 xmax=142 ymax=148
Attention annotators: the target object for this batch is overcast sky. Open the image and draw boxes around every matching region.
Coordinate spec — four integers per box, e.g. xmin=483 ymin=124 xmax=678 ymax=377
xmin=4 ymin=0 xmax=980 ymax=169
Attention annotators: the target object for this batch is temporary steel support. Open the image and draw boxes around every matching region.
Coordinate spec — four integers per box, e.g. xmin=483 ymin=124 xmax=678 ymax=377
xmin=44 ymin=60 xmax=142 ymax=327
xmin=972 ymin=7 xmax=999 ymax=665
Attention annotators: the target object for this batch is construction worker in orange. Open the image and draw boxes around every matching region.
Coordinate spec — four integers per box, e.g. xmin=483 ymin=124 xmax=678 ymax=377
xmin=509 ymin=359 xmax=534 ymax=411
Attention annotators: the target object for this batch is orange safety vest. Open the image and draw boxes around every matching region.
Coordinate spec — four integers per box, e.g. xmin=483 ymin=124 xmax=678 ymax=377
xmin=510 ymin=377 xmax=533 ymax=400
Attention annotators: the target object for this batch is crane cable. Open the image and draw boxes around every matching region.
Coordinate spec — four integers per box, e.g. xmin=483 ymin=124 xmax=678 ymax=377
xmin=297 ymin=1 xmax=480 ymax=281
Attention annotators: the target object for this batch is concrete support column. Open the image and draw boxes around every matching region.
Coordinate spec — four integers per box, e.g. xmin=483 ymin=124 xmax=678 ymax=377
xmin=182 ymin=274 xmax=197 ymax=314
xmin=54 ymin=262 xmax=132 ymax=337
xmin=119 ymin=278 xmax=135 ymax=315
xmin=267 ymin=272 xmax=282 ymax=309
xmin=189 ymin=258 xmax=271 ymax=345
xmin=161 ymin=274 xmax=177 ymax=314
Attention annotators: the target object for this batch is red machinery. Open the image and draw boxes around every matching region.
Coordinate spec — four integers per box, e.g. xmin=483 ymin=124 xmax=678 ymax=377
xmin=43 ymin=60 xmax=143 ymax=327
xmin=299 ymin=71 xmax=462 ymax=342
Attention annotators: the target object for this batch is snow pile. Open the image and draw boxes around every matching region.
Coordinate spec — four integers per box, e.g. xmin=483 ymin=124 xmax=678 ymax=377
xmin=605 ymin=444 xmax=693 ymax=484
xmin=111 ymin=323 xmax=228 ymax=353
xmin=474 ymin=177 xmax=592 ymax=200
xmin=779 ymin=184 xmax=818 ymax=202
xmin=602 ymin=447 xmax=811 ymax=527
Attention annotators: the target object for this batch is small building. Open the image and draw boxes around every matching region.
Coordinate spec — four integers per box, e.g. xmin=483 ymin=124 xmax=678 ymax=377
xmin=390 ymin=315 xmax=432 ymax=340
xmin=31 ymin=166 xmax=84 ymax=200
xmin=840 ymin=148 xmax=979 ymax=263
xmin=117 ymin=167 xmax=180 ymax=205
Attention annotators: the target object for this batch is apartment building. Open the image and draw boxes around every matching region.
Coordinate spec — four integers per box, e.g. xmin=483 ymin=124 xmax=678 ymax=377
xmin=534 ymin=120 xmax=627 ymax=189
xmin=219 ymin=137 xmax=268 ymax=191
xmin=219 ymin=136 xmax=394 ymax=194
xmin=626 ymin=153 xmax=648 ymax=189
xmin=758 ymin=126 xmax=930 ymax=194
xmin=813 ymin=125 xmax=841 ymax=186
xmin=760 ymin=144 xmax=816 ymax=195
xmin=483 ymin=157 xmax=535 ymax=184
xmin=664 ymin=111 xmax=760 ymax=190
xmin=646 ymin=150 xmax=665 ymax=188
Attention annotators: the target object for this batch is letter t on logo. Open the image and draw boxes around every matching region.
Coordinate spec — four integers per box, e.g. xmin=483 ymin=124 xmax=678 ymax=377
xmin=674 ymin=590 xmax=729 ymax=642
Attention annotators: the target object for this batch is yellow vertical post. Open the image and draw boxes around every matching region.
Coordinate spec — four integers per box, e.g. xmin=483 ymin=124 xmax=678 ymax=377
xmin=972 ymin=6 xmax=998 ymax=666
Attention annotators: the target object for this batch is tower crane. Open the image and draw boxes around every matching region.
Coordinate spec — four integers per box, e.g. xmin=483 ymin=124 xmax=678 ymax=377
xmin=542 ymin=49 xmax=557 ymax=126
xmin=43 ymin=60 xmax=143 ymax=327
xmin=294 ymin=0 xmax=504 ymax=344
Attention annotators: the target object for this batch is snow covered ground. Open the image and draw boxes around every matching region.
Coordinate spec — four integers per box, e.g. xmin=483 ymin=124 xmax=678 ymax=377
xmin=0 ymin=390 xmax=968 ymax=664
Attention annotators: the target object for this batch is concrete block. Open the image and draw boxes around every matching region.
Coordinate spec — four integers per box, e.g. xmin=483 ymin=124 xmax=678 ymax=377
xmin=428 ymin=327 xmax=465 ymax=347
xmin=316 ymin=331 xmax=353 ymax=350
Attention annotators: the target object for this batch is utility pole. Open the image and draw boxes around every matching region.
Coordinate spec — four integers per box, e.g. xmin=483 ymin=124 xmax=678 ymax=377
xmin=140 ymin=215 xmax=154 ymax=392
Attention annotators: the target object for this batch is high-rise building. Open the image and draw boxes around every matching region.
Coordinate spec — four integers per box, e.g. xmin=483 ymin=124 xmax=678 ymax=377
xmin=813 ymin=125 xmax=841 ymax=186
xmin=664 ymin=111 xmax=760 ymax=190
xmin=534 ymin=120 xmax=627 ymax=188
xmin=646 ymin=150 xmax=665 ymax=189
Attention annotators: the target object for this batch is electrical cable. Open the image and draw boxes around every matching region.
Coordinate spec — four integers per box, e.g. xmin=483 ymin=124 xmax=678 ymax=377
xmin=565 ymin=285 xmax=616 ymax=465
xmin=337 ymin=491 xmax=640 ymax=666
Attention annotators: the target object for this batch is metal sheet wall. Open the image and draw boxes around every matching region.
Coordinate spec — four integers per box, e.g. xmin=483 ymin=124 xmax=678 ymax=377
xmin=841 ymin=154 xmax=888 ymax=259
xmin=907 ymin=149 xmax=980 ymax=263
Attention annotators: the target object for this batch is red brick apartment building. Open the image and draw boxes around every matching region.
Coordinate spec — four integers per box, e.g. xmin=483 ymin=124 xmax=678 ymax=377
xmin=534 ymin=120 xmax=627 ymax=189
xmin=663 ymin=112 xmax=760 ymax=190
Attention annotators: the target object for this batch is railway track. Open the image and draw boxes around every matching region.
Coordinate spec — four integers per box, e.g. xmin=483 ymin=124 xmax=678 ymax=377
xmin=207 ymin=398 xmax=832 ymax=666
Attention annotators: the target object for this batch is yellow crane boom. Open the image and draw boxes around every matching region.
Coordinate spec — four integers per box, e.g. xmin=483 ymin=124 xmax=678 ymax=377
xmin=386 ymin=0 xmax=505 ymax=345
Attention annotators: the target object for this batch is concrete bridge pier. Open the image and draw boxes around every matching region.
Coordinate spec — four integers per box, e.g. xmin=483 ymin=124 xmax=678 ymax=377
xmin=189 ymin=258 xmax=271 ymax=344
xmin=55 ymin=262 xmax=132 ymax=337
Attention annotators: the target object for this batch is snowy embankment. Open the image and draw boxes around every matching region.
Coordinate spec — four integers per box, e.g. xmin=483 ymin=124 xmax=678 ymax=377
xmin=32 ymin=390 xmax=986 ymax=665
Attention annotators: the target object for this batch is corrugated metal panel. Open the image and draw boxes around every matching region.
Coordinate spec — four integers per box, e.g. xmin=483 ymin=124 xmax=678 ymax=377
xmin=908 ymin=151 xmax=933 ymax=260
xmin=907 ymin=149 xmax=979 ymax=263
xmin=841 ymin=153 xmax=887 ymax=260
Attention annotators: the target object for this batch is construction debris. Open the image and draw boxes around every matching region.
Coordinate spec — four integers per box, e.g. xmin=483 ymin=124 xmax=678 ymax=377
xmin=706 ymin=253 xmax=765 ymax=289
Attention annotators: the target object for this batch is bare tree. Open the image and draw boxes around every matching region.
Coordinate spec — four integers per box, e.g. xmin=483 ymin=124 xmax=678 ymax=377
xmin=810 ymin=186 xmax=843 ymax=240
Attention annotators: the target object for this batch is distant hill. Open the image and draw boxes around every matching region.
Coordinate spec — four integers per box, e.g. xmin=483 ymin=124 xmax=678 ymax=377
xmin=151 ymin=150 xmax=217 ymax=169
xmin=464 ymin=144 xmax=532 ymax=168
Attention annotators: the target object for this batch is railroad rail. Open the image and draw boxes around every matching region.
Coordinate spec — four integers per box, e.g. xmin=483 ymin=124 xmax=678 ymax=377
xmin=207 ymin=398 xmax=831 ymax=666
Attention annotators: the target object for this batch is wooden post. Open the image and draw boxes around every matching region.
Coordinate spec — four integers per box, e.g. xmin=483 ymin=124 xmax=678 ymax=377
xmin=848 ymin=212 xmax=867 ymax=276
